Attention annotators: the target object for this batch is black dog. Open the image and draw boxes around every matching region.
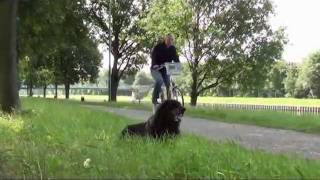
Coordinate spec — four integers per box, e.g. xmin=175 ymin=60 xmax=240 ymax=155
xmin=121 ymin=100 xmax=186 ymax=138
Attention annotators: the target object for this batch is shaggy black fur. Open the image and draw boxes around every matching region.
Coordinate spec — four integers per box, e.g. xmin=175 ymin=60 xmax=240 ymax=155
xmin=121 ymin=100 xmax=186 ymax=138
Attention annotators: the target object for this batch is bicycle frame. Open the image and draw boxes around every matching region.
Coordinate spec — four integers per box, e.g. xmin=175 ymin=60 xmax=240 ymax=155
xmin=159 ymin=62 xmax=184 ymax=106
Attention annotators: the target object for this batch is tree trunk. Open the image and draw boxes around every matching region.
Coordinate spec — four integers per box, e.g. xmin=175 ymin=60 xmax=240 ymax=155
xmin=43 ymin=85 xmax=47 ymax=98
xmin=190 ymin=72 xmax=198 ymax=106
xmin=28 ymin=81 xmax=33 ymax=97
xmin=0 ymin=0 xmax=20 ymax=113
xmin=190 ymin=89 xmax=198 ymax=106
xmin=109 ymin=55 xmax=120 ymax=101
xmin=110 ymin=73 xmax=119 ymax=102
xmin=54 ymin=83 xmax=58 ymax=99
xmin=65 ymin=83 xmax=70 ymax=99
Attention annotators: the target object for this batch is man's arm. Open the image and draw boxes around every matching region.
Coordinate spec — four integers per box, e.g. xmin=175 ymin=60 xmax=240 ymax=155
xmin=170 ymin=46 xmax=180 ymax=62
xmin=151 ymin=44 xmax=161 ymax=66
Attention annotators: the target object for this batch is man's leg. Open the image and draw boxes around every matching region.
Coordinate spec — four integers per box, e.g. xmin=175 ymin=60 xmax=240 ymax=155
xmin=162 ymin=73 xmax=171 ymax=99
xmin=151 ymin=69 xmax=164 ymax=104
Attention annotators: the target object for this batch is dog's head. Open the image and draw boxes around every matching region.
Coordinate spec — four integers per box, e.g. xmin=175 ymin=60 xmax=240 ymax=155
xmin=148 ymin=99 xmax=186 ymax=138
xmin=156 ymin=99 xmax=186 ymax=123
xmin=171 ymin=102 xmax=186 ymax=123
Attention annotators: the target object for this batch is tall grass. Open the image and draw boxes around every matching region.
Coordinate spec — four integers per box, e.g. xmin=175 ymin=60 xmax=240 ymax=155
xmin=1 ymin=98 xmax=320 ymax=178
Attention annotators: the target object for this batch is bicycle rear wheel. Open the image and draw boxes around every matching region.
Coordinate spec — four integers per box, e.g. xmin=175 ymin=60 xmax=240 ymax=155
xmin=172 ymin=87 xmax=184 ymax=106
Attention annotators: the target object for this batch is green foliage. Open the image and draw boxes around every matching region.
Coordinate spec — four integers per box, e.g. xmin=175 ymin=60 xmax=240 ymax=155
xmin=18 ymin=56 xmax=34 ymax=86
xmin=304 ymin=51 xmax=320 ymax=98
xmin=295 ymin=51 xmax=320 ymax=98
xmin=36 ymin=68 xmax=54 ymax=87
xmin=265 ymin=60 xmax=287 ymax=97
xmin=18 ymin=0 xmax=102 ymax=98
xmin=18 ymin=0 xmax=68 ymax=58
xmin=283 ymin=63 xmax=299 ymax=97
xmin=139 ymin=0 xmax=190 ymax=49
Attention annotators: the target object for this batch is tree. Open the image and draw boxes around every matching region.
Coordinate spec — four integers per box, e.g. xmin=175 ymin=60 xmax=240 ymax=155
xmin=18 ymin=56 xmax=35 ymax=96
xmin=283 ymin=63 xmax=298 ymax=97
xmin=19 ymin=1 xmax=102 ymax=99
xmin=266 ymin=60 xmax=287 ymax=97
xmin=36 ymin=68 xmax=54 ymax=98
xmin=87 ymin=0 xmax=149 ymax=101
xmin=295 ymin=51 xmax=320 ymax=98
xmin=18 ymin=0 xmax=68 ymax=96
xmin=0 ymin=0 xmax=20 ymax=113
xmin=143 ymin=0 xmax=286 ymax=105
xmin=17 ymin=0 xmax=101 ymax=99
xmin=51 ymin=39 xmax=102 ymax=99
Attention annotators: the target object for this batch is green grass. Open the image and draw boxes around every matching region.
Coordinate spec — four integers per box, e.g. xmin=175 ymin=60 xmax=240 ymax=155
xmin=83 ymin=100 xmax=320 ymax=134
xmin=26 ymin=94 xmax=132 ymax=102
xmin=187 ymin=107 xmax=320 ymax=133
xmin=192 ymin=96 xmax=320 ymax=107
xmin=2 ymin=98 xmax=320 ymax=178
xmin=52 ymin=94 xmax=320 ymax=107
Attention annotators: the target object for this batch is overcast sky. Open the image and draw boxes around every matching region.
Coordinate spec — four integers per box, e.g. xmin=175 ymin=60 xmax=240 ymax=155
xmin=270 ymin=0 xmax=320 ymax=62
xmin=101 ymin=0 xmax=320 ymax=69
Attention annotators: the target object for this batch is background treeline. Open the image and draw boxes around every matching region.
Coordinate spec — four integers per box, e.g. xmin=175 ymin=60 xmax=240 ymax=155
xmin=174 ymin=50 xmax=320 ymax=98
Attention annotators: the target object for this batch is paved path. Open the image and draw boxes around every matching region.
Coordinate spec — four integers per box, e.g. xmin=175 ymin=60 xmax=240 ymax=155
xmin=85 ymin=105 xmax=320 ymax=159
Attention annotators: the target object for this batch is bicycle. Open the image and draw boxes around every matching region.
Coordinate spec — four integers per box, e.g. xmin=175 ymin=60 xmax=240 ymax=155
xmin=158 ymin=62 xmax=184 ymax=106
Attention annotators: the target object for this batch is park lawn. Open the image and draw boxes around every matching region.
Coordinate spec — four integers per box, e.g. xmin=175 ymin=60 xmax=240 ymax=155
xmin=1 ymin=98 xmax=320 ymax=178
xmin=35 ymin=94 xmax=131 ymax=103
xmin=54 ymin=94 xmax=320 ymax=107
xmin=186 ymin=107 xmax=320 ymax=134
xmin=83 ymin=101 xmax=320 ymax=134
xmin=192 ymin=96 xmax=320 ymax=107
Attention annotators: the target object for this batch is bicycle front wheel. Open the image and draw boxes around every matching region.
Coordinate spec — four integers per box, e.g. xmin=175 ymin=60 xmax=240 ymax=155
xmin=172 ymin=87 xmax=184 ymax=106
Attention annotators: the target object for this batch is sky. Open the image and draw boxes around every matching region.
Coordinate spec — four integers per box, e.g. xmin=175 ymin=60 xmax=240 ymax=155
xmin=101 ymin=0 xmax=320 ymax=69
xmin=270 ymin=0 xmax=320 ymax=62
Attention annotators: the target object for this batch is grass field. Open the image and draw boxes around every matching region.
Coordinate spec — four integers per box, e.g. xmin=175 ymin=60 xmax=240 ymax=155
xmin=37 ymin=94 xmax=320 ymax=107
xmin=27 ymin=94 xmax=131 ymax=102
xmin=192 ymin=96 xmax=320 ymax=107
xmin=1 ymin=98 xmax=320 ymax=178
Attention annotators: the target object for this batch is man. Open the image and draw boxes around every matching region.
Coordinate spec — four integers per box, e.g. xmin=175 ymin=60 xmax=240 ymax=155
xmin=150 ymin=34 xmax=180 ymax=111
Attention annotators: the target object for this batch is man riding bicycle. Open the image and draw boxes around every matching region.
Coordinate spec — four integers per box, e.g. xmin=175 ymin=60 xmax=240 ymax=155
xmin=150 ymin=33 xmax=180 ymax=109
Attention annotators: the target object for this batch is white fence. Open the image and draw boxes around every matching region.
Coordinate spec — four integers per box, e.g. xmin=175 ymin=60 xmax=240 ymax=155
xmin=196 ymin=103 xmax=320 ymax=115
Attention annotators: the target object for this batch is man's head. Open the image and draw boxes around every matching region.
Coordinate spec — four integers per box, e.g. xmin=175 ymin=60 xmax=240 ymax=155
xmin=164 ymin=34 xmax=175 ymax=47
